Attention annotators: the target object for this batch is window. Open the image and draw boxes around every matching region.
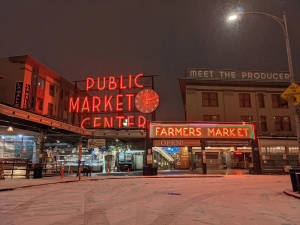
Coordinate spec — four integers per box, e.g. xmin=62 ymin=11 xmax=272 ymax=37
xmin=274 ymin=116 xmax=291 ymax=131
xmin=37 ymin=98 xmax=43 ymax=111
xmin=272 ymin=94 xmax=288 ymax=108
xmin=239 ymin=93 xmax=251 ymax=107
xmin=202 ymin=92 xmax=218 ymax=107
xmin=48 ymin=103 xmax=54 ymax=116
xmin=203 ymin=115 xmax=220 ymax=121
xmin=37 ymin=77 xmax=45 ymax=89
xmin=240 ymin=115 xmax=253 ymax=123
xmin=257 ymin=93 xmax=265 ymax=108
xmin=260 ymin=116 xmax=267 ymax=132
xmin=49 ymin=85 xmax=55 ymax=97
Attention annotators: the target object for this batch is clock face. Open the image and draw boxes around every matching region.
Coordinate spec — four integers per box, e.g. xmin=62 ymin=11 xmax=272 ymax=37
xmin=135 ymin=89 xmax=159 ymax=113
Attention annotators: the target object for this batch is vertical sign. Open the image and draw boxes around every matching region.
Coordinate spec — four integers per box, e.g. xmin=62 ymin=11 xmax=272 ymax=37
xmin=14 ymin=81 xmax=23 ymax=107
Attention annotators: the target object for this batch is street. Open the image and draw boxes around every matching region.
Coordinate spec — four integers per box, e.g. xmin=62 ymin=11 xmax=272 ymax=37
xmin=0 ymin=175 xmax=299 ymax=225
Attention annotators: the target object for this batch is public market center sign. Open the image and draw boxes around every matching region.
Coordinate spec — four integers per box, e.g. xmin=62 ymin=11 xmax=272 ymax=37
xmin=69 ymin=74 xmax=159 ymax=129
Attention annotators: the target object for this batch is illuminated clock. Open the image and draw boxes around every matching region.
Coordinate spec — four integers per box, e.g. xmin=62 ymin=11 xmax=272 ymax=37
xmin=135 ymin=89 xmax=159 ymax=113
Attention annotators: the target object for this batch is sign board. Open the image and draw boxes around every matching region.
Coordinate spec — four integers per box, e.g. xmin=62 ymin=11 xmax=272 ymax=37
xmin=146 ymin=154 xmax=153 ymax=164
xmin=69 ymin=74 xmax=160 ymax=129
xmin=186 ymin=68 xmax=290 ymax=82
xmin=150 ymin=123 xmax=255 ymax=139
xmin=281 ymin=83 xmax=300 ymax=106
xmin=14 ymin=81 xmax=23 ymax=107
xmin=153 ymin=139 xmax=201 ymax=146
xmin=88 ymin=139 xmax=106 ymax=149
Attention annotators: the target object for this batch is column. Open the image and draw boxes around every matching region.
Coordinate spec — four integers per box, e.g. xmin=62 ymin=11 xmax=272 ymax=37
xmin=201 ymin=141 xmax=207 ymax=174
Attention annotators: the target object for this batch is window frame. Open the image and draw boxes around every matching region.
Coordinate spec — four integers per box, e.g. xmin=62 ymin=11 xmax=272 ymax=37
xmin=239 ymin=93 xmax=251 ymax=108
xmin=202 ymin=92 xmax=218 ymax=107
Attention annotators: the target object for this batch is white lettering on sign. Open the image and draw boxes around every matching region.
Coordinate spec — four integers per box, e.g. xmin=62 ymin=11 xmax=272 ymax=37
xmin=188 ymin=69 xmax=290 ymax=82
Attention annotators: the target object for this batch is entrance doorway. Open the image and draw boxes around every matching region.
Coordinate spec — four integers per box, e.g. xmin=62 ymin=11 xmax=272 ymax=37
xmin=192 ymin=146 xmax=253 ymax=174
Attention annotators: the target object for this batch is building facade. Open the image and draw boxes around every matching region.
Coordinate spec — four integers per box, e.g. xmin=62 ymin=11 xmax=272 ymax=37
xmin=179 ymin=68 xmax=300 ymax=173
xmin=0 ymin=55 xmax=81 ymax=125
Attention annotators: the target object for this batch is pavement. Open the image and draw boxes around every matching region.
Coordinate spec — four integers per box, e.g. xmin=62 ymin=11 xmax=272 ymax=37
xmin=1 ymin=175 xmax=299 ymax=225
xmin=0 ymin=173 xmax=223 ymax=191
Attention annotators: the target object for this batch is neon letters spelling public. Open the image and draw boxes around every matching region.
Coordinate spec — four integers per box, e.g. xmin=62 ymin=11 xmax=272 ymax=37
xmin=69 ymin=74 xmax=159 ymax=129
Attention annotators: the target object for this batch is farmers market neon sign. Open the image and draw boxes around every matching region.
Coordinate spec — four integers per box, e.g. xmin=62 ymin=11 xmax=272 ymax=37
xmin=150 ymin=123 xmax=255 ymax=139
xmin=69 ymin=74 xmax=159 ymax=129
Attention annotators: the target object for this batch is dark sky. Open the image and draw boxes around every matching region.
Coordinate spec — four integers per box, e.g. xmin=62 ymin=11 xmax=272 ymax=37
xmin=1 ymin=0 xmax=300 ymax=121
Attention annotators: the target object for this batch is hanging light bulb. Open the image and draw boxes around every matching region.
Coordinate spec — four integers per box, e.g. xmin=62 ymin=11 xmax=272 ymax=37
xmin=7 ymin=126 xmax=13 ymax=132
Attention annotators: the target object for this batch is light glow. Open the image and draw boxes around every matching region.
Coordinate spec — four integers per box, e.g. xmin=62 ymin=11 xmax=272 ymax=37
xmin=228 ymin=14 xmax=238 ymax=22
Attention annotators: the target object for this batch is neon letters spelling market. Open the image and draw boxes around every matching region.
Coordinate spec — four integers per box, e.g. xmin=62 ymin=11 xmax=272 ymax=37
xmin=69 ymin=73 xmax=159 ymax=129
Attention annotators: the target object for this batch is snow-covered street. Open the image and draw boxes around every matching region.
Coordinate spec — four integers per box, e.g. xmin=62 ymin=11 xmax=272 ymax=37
xmin=0 ymin=175 xmax=299 ymax=225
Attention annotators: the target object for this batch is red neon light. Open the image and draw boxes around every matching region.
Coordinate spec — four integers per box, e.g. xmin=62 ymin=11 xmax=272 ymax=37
xmin=128 ymin=75 xmax=132 ymax=89
xmin=116 ymin=94 xmax=124 ymax=111
xmin=234 ymin=152 xmax=243 ymax=155
xmin=135 ymin=89 xmax=159 ymax=113
xmin=97 ymin=77 xmax=106 ymax=91
xmin=116 ymin=116 xmax=125 ymax=128
xmin=86 ymin=77 xmax=95 ymax=91
xmin=81 ymin=117 xmax=90 ymax=129
xmin=104 ymin=95 xmax=113 ymax=112
xmin=93 ymin=117 xmax=102 ymax=128
xmin=69 ymin=97 xmax=79 ymax=113
xmin=127 ymin=115 xmax=134 ymax=127
xmin=81 ymin=96 xmax=90 ymax=113
xmin=151 ymin=125 xmax=252 ymax=139
xmin=108 ymin=76 xmax=117 ymax=90
xmin=119 ymin=75 xmax=127 ymax=89
xmin=138 ymin=115 xmax=146 ymax=128
xmin=134 ymin=73 xmax=144 ymax=88
xmin=92 ymin=96 xmax=101 ymax=112
xmin=103 ymin=116 xmax=113 ymax=128
xmin=126 ymin=93 xmax=134 ymax=111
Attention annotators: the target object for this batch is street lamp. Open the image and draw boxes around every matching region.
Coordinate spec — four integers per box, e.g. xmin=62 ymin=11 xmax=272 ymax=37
xmin=227 ymin=11 xmax=300 ymax=150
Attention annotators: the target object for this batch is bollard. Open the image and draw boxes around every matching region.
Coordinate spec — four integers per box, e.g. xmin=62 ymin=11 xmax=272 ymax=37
xmin=61 ymin=164 xmax=65 ymax=179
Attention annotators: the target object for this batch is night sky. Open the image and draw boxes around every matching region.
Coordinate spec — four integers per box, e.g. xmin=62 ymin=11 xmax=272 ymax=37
xmin=1 ymin=0 xmax=300 ymax=121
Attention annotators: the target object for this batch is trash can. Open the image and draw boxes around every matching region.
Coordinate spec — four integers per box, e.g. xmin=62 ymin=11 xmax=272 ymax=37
xmin=33 ymin=164 xmax=43 ymax=179
xmin=143 ymin=166 xmax=152 ymax=176
xmin=296 ymin=173 xmax=300 ymax=194
xmin=289 ymin=169 xmax=300 ymax=192
xmin=151 ymin=167 xmax=158 ymax=175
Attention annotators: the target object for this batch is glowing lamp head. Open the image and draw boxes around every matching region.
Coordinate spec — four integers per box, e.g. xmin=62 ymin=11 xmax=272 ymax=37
xmin=228 ymin=14 xmax=238 ymax=22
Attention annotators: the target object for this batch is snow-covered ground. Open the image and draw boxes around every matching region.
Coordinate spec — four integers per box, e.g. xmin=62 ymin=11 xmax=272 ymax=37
xmin=0 ymin=175 xmax=299 ymax=225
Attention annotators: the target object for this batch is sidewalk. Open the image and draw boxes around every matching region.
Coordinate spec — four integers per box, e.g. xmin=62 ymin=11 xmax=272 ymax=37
xmin=0 ymin=174 xmax=223 ymax=191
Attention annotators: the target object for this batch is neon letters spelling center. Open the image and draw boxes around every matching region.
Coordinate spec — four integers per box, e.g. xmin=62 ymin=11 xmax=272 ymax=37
xmin=68 ymin=74 xmax=159 ymax=129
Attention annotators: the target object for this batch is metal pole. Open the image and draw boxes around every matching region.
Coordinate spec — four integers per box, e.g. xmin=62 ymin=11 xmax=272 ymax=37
xmin=283 ymin=13 xmax=300 ymax=161
xmin=78 ymin=136 xmax=82 ymax=180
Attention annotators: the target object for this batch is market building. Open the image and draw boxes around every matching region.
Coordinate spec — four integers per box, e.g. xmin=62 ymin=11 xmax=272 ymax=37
xmin=0 ymin=55 xmax=157 ymax=178
xmin=173 ymin=68 xmax=300 ymax=173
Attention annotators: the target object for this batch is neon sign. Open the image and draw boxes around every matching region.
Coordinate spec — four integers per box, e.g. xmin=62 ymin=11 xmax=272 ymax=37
xmin=150 ymin=123 xmax=255 ymax=139
xmin=69 ymin=74 xmax=159 ymax=129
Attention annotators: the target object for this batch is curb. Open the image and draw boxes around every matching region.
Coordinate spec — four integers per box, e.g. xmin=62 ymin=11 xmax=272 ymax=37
xmin=283 ymin=190 xmax=300 ymax=199
xmin=0 ymin=175 xmax=223 ymax=192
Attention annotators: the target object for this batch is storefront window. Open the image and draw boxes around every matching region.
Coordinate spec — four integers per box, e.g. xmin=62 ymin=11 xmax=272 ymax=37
xmin=0 ymin=136 xmax=36 ymax=160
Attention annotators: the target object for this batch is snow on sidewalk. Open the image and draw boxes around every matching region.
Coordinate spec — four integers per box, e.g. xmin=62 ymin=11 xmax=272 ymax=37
xmin=0 ymin=174 xmax=224 ymax=191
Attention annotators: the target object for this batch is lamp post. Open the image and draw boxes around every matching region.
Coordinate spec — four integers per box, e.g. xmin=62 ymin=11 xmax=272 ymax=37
xmin=228 ymin=11 xmax=300 ymax=151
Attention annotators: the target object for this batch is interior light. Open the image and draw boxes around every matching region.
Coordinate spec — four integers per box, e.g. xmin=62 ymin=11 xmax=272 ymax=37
xmin=7 ymin=126 xmax=13 ymax=132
